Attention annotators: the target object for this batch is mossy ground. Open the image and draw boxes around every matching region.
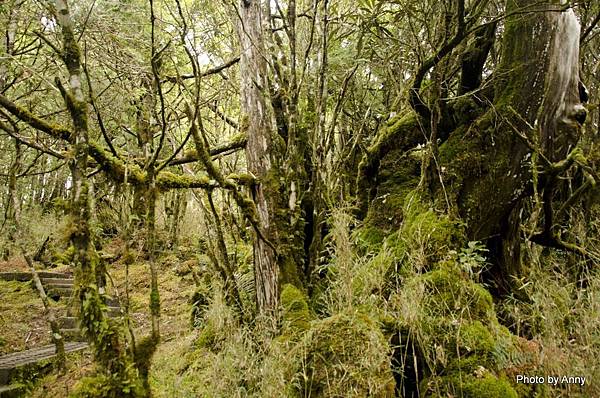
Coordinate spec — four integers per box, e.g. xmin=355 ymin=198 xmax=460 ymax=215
xmin=0 ymin=280 xmax=57 ymax=355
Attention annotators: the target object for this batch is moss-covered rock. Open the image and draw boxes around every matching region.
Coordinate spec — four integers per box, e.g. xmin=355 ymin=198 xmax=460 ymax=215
xmin=425 ymin=372 xmax=518 ymax=398
xmin=280 ymin=284 xmax=311 ymax=335
xmin=387 ymin=234 xmax=525 ymax=397
xmin=71 ymin=369 xmax=144 ymax=398
xmin=296 ymin=311 xmax=395 ymax=397
xmin=418 ymin=260 xmax=494 ymax=321
xmin=458 ymin=321 xmax=496 ymax=356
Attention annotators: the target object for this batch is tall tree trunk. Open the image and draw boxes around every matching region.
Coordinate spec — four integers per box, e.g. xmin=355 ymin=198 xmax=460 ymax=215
xmin=235 ymin=0 xmax=281 ymax=316
xmin=357 ymin=0 xmax=587 ymax=296
xmin=1 ymin=4 xmax=18 ymax=259
xmin=54 ymin=1 xmax=135 ymax=392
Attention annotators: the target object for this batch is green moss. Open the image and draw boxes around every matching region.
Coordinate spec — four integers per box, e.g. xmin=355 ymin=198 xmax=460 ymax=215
xmin=150 ymin=288 xmax=160 ymax=314
xmin=462 ymin=374 xmax=518 ymax=398
xmin=71 ymin=369 xmax=144 ymax=398
xmin=226 ymin=173 xmax=256 ymax=186
xmin=280 ymin=284 xmax=311 ymax=335
xmin=369 ymin=113 xmax=419 ymax=156
xmin=355 ymin=226 xmax=385 ymax=250
xmin=195 ymin=322 xmax=220 ymax=351
xmin=296 ymin=311 xmax=395 ymax=397
xmin=398 ymin=193 xmax=464 ymax=267
xmin=459 ymin=321 xmax=496 ymax=355
xmin=51 ymin=245 xmax=76 ymax=266
xmin=451 ymin=97 xmax=480 ymax=126
xmin=426 ymin=366 xmax=517 ymax=398
xmin=356 ymin=112 xmax=420 ymax=218
xmin=134 ymin=335 xmax=159 ymax=393
xmin=88 ymin=142 xmax=145 ymax=185
xmin=156 ymin=172 xmax=213 ymax=190
xmin=419 ymin=261 xmax=493 ymax=321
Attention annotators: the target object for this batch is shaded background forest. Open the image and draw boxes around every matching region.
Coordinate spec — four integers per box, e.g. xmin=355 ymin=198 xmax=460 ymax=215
xmin=0 ymin=0 xmax=599 ymax=397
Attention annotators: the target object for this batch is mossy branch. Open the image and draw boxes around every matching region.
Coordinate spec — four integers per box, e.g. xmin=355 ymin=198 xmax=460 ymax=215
xmin=167 ymin=132 xmax=248 ymax=166
xmin=0 ymin=94 xmax=72 ymax=141
xmin=356 ymin=112 xmax=420 ymax=218
xmin=186 ymin=105 xmax=276 ymax=252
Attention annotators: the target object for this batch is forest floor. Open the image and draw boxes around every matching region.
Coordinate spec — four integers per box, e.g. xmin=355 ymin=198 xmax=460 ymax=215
xmin=0 ymin=239 xmax=199 ymax=397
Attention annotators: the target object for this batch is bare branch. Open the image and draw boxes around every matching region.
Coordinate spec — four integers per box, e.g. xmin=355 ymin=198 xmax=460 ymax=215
xmin=163 ymin=57 xmax=241 ymax=83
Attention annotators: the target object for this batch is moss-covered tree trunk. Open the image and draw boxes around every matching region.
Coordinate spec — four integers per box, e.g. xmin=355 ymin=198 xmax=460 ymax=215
xmin=357 ymin=0 xmax=587 ymax=295
xmin=54 ymin=1 xmax=141 ymax=395
xmin=440 ymin=0 xmax=585 ymax=292
xmin=0 ymin=5 xmax=18 ymax=260
xmin=2 ymin=140 xmax=20 ymax=260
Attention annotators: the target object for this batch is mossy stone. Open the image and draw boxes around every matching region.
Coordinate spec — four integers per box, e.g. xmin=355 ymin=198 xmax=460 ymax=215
xmin=280 ymin=283 xmax=311 ymax=334
xmin=459 ymin=321 xmax=496 ymax=355
xmin=297 ymin=311 xmax=395 ymax=397
xmin=419 ymin=261 xmax=493 ymax=321
xmin=425 ymin=373 xmax=517 ymax=398
xmin=462 ymin=374 xmax=518 ymax=398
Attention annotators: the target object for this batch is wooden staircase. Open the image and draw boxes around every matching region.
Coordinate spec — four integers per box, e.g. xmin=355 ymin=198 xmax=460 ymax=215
xmin=0 ymin=272 xmax=123 ymax=396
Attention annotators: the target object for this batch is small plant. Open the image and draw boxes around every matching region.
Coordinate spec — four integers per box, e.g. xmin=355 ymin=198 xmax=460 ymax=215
xmin=458 ymin=241 xmax=488 ymax=280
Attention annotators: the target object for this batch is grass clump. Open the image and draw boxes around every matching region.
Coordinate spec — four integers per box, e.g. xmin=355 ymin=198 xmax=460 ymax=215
xmin=389 ymin=191 xmax=464 ymax=273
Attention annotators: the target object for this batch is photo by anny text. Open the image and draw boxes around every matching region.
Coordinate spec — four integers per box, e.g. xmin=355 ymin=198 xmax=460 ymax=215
xmin=516 ymin=375 xmax=586 ymax=387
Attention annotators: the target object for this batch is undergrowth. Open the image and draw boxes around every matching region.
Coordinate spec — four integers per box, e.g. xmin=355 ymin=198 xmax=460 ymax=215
xmin=148 ymin=199 xmax=600 ymax=397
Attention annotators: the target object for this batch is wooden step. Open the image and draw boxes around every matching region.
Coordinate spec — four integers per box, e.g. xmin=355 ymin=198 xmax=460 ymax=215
xmin=59 ymin=329 xmax=82 ymax=339
xmin=44 ymin=283 xmax=74 ymax=290
xmin=62 ymin=305 xmax=122 ymax=318
xmin=0 ymin=384 xmax=26 ymax=398
xmin=0 ymin=342 xmax=87 ymax=386
xmin=0 ymin=272 xmax=72 ymax=282
xmin=40 ymin=278 xmax=74 ymax=285
xmin=47 ymin=287 xmax=73 ymax=299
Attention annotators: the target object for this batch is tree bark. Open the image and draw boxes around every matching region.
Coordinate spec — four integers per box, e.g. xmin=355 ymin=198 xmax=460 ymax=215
xmin=235 ymin=0 xmax=281 ymax=317
xmin=358 ymin=1 xmax=588 ymax=296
